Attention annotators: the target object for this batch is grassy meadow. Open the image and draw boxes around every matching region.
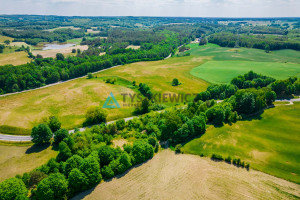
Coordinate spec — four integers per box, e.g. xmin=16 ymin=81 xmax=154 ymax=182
xmin=0 ymin=144 xmax=58 ymax=181
xmin=183 ymin=102 xmax=300 ymax=184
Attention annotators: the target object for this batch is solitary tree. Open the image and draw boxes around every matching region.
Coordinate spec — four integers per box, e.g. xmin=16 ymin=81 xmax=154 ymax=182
xmin=172 ymin=78 xmax=179 ymax=86
xmin=72 ymin=49 xmax=76 ymax=53
xmin=31 ymin=123 xmax=52 ymax=145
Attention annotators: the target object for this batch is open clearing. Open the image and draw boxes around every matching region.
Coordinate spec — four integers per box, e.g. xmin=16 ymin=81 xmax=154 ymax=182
xmin=73 ymin=150 xmax=300 ymax=200
xmin=0 ymin=51 xmax=31 ymax=65
xmin=191 ymin=61 xmax=300 ymax=84
xmin=0 ymin=55 xmax=208 ymax=133
xmin=183 ymin=102 xmax=300 ymax=184
xmin=32 ymin=45 xmax=88 ymax=58
xmin=0 ymin=144 xmax=58 ymax=181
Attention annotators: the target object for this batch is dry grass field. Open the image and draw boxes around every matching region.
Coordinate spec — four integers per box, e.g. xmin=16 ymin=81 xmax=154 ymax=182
xmin=32 ymin=45 xmax=88 ymax=58
xmin=73 ymin=150 xmax=300 ymax=200
xmin=97 ymin=55 xmax=209 ymax=94
xmin=0 ymin=144 xmax=58 ymax=181
xmin=0 ymin=51 xmax=31 ymax=65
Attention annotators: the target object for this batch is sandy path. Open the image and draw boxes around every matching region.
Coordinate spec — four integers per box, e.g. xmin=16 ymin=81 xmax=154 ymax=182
xmin=73 ymin=150 xmax=300 ymax=200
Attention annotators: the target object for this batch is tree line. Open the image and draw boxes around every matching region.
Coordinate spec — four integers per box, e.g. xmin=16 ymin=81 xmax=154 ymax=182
xmin=209 ymin=32 xmax=300 ymax=51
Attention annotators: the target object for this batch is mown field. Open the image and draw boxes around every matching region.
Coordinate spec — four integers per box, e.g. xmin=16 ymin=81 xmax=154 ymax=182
xmin=0 ymin=55 xmax=208 ymax=133
xmin=183 ymin=102 xmax=300 ymax=184
xmin=73 ymin=150 xmax=300 ymax=200
xmin=0 ymin=144 xmax=58 ymax=182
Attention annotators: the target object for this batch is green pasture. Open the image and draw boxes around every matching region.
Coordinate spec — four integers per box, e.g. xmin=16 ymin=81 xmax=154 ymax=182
xmin=183 ymin=102 xmax=300 ymax=184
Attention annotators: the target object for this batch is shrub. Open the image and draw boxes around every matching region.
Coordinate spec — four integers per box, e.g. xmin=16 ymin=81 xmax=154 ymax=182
xmin=172 ymin=78 xmax=179 ymax=86
xmin=87 ymin=73 xmax=93 ymax=79
xmin=27 ymin=170 xmax=48 ymax=188
xmin=245 ymin=163 xmax=250 ymax=170
xmin=225 ymin=156 xmax=232 ymax=164
xmin=211 ymin=154 xmax=223 ymax=161
xmin=175 ymin=144 xmax=182 ymax=153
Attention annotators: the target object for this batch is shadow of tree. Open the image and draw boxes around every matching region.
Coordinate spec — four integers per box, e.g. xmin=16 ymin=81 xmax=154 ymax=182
xmin=25 ymin=143 xmax=50 ymax=154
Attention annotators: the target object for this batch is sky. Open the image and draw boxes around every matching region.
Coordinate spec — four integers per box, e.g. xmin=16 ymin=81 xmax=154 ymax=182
xmin=0 ymin=0 xmax=299 ymax=17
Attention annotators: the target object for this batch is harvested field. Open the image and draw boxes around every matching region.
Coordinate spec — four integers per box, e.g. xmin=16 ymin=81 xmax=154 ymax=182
xmin=32 ymin=45 xmax=88 ymax=58
xmin=74 ymin=150 xmax=300 ymax=200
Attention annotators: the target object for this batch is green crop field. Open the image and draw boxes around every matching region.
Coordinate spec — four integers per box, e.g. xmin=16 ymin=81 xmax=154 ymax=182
xmin=187 ymin=43 xmax=300 ymax=63
xmin=183 ymin=102 xmax=300 ymax=184
xmin=191 ymin=61 xmax=300 ymax=84
xmin=187 ymin=43 xmax=300 ymax=84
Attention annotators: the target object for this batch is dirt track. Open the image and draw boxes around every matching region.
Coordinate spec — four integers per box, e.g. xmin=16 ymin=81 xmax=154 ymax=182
xmin=73 ymin=150 xmax=300 ymax=200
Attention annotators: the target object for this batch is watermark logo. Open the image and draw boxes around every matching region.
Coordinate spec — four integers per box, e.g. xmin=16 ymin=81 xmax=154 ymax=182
xmin=103 ymin=92 xmax=121 ymax=109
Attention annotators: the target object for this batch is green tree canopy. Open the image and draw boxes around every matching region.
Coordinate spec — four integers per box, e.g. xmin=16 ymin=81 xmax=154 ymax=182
xmin=31 ymin=123 xmax=52 ymax=145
